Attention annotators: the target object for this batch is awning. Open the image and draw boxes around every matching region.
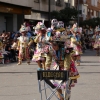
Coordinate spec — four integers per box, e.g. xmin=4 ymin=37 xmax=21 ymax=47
xmin=0 ymin=2 xmax=31 ymax=15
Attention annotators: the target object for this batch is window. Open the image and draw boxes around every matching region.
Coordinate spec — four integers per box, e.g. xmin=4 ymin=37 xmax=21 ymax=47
xmin=91 ymin=0 xmax=94 ymax=6
xmin=56 ymin=0 xmax=62 ymax=7
xmin=94 ymin=11 xmax=96 ymax=17
xmin=96 ymin=11 xmax=99 ymax=17
xmin=91 ymin=0 xmax=98 ymax=6
xmin=34 ymin=0 xmax=40 ymax=3
xmin=94 ymin=0 xmax=98 ymax=6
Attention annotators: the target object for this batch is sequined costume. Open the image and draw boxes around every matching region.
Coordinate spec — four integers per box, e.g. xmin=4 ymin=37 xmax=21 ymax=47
xmin=17 ymin=25 xmax=33 ymax=65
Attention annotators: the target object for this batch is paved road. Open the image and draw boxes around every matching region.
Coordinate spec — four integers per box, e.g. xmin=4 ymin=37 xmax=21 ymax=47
xmin=0 ymin=50 xmax=100 ymax=100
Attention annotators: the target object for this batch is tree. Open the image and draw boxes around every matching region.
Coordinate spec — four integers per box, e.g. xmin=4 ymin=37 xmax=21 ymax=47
xmin=51 ymin=7 xmax=78 ymax=25
xmin=81 ymin=17 xmax=100 ymax=28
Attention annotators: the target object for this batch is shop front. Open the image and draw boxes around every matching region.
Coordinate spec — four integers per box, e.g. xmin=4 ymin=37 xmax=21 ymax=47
xmin=0 ymin=2 xmax=31 ymax=32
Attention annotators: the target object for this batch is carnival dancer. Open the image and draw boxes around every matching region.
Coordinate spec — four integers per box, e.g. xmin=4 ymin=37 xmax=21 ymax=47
xmin=70 ymin=24 xmax=82 ymax=66
xmin=69 ymin=51 xmax=80 ymax=87
xmin=17 ymin=25 xmax=32 ymax=65
xmin=44 ymin=19 xmax=59 ymax=70
xmin=43 ymin=21 xmax=72 ymax=100
xmin=44 ymin=28 xmax=53 ymax=70
xmin=32 ymin=22 xmax=47 ymax=70
xmin=45 ymin=41 xmax=71 ymax=100
xmin=93 ymin=27 xmax=100 ymax=56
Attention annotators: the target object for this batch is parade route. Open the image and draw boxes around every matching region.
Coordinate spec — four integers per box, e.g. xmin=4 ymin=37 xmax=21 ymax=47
xmin=0 ymin=50 xmax=100 ymax=100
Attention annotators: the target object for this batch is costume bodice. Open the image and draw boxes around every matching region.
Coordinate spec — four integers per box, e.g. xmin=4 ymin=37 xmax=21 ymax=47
xmin=70 ymin=35 xmax=80 ymax=47
xmin=37 ymin=36 xmax=46 ymax=49
xmin=19 ymin=36 xmax=30 ymax=47
xmin=48 ymin=45 xmax=65 ymax=61
xmin=95 ymin=35 xmax=100 ymax=40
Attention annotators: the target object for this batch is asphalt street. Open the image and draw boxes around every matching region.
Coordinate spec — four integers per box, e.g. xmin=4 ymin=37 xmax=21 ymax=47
xmin=0 ymin=50 xmax=100 ymax=100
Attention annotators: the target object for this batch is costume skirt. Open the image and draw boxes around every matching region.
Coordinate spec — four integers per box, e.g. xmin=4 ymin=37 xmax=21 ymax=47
xmin=32 ymin=49 xmax=45 ymax=62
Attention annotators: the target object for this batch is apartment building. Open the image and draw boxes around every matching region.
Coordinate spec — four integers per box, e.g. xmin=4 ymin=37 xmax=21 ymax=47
xmin=0 ymin=0 xmax=33 ymax=32
xmin=0 ymin=0 xmax=65 ymax=32
xmin=25 ymin=0 xmax=65 ymax=27
xmin=75 ymin=0 xmax=100 ymax=21
xmin=64 ymin=0 xmax=75 ymax=7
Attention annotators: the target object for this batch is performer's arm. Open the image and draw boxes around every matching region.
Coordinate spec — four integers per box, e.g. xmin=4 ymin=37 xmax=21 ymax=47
xmin=34 ymin=35 xmax=40 ymax=43
xmin=17 ymin=41 xmax=20 ymax=50
xmin=28 ymin=38 xmax=34 ymax=46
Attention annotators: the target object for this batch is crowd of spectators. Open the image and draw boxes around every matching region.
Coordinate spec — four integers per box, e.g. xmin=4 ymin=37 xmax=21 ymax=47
xmin=0 ymin=30 xmax=20 ymax=63
xmin=0 ymin=28 xmax=36 ymax=64
xmin=0 ymin=25 xmax=96 ymax=64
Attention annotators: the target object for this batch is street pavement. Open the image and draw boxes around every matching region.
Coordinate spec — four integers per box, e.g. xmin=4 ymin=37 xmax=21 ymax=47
xmin=0 ymin=50 xmax=100 ymax=100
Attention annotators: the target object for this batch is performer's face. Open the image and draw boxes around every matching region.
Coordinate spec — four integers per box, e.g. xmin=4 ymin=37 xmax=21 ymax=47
xmin=52 ymin=30 xmax=56 ymax=34
xmin=39 ymin=30 xmax=46 ymax=36
xmin=21 ymin=32 xmax=26 ymax=36
xmin=52 ymin=44 xmax=59 ymax=50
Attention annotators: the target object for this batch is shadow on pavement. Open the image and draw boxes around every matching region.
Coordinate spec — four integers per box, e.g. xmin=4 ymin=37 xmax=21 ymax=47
xmin=82 ymin=50 xmax=97 ymax=56
xmin=0 ymin=72 xmax=36 ymax=74
xmin=81 ymin=61 xmax=100 ymax=63
xmin=79 ymin=72 xmax=100 ymax=74
xmin=80 ymin=65 xmax=100 ymax=66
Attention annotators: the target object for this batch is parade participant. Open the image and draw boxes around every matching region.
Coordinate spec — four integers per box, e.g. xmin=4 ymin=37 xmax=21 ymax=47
xmin=43 ymin=21 xmax=72 ymax=100
xmin=93 ymin=27 xmax=100 ymax=56
xmin=70 ymin=24 xmax=82 ymax=66
xmin=47 ymin=41 xmax=71 ymax=100
xmin=44 ymin=28 xmax=53 ymax=70
xmin=17 ymin=25 xmax=32 ymax=65
xmin=44 ymin=19 xmax=59 ymax=70
xmin=0 ymin=40 xmax=3 ymax=63
xmin=69 ymin=51 xmax=80 ymax=87
xmin=32 ymin=22 xmax=47 ymax=70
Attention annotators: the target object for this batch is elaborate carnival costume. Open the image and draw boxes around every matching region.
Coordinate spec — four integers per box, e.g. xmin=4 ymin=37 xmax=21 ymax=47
xmin=69 ymin=51 xmax=80 ymax=87
xmin=93 ymin=27 xmax=100 ymax=56
xmin=32 ymin=22 xmax=47 ymax=70
xmin=43 ymin=19 xmax=80 ymax=100
xmin=70 ymin=24 xmax=82 ymax=66
xmin=44 ymin=28 xmax=53 ymax=70
xmin=44 ymin=19 xmax=59 ymax=70
xmin=17 ymin=25 xmax=33 ymax=65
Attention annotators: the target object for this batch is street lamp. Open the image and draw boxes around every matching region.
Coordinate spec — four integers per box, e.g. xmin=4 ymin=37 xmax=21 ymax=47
xmin=77 ymin=0 xmax=79 ymax=26
xmin=48 ymin=0 xmax=51 ymax=27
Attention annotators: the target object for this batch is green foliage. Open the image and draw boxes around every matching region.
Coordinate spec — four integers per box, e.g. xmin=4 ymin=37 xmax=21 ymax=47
xmin=81 ymin=17 xmax=100 ymax=28
xmin=51 ymin=7 xmax=78 ymax=25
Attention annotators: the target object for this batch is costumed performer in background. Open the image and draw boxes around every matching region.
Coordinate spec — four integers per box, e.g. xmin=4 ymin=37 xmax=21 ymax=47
xmin=17 ymin=25 xmax=33 ymax=65
xmin=32 ymin=22 xmax=47 ymax=70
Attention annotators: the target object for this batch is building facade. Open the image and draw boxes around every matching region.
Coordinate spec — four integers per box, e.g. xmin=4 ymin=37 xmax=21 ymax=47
xmin=0 ymin=0 xmax=32 ymax=32
xmin=0 ymin=0 xmax=65 ymax=32
xmin=25 ymin=0 xmax=65 ymax=27
xmin=75 ymin=0 xmax=100 ymax=21
xmin=64 ymin=0 xmax=75 ymax=7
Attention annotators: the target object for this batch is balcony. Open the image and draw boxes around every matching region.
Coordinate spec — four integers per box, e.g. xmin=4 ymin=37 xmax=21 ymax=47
xmin=76 ymin=0 xmax=87 ymax=5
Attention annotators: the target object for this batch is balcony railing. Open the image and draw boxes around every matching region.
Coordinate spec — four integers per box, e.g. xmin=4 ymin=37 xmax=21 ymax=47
xmin=34 ymin=0 xmax=40 ymax=3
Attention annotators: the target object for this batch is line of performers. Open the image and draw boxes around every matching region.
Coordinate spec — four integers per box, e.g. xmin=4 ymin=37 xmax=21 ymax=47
xmin=15 ymin=19 xmax=83 ymax=100
xmin=92 ymin=26 xmax=100 ymax=56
